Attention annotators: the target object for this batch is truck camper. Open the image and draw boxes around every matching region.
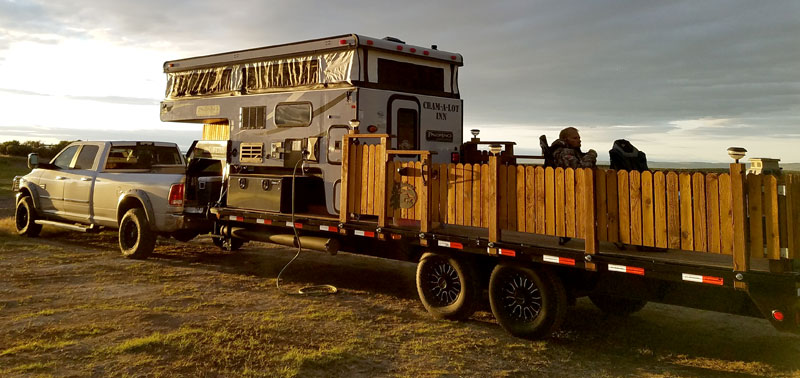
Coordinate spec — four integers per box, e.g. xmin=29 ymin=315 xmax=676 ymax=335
xmin=161 ymin=34 xmax=800 ymax=340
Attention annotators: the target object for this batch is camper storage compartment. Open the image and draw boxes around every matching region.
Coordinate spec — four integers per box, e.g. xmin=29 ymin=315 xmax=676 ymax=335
xmin=227 ymin=174 xmax=317 ymax=213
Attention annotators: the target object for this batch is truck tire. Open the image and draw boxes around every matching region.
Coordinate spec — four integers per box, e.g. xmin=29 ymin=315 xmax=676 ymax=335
xmin=489 ymin=264 xmax=567 ymax=339
xmin=416 ymin=252 xmax=481 ymax=320
xmin=15 ymin=196 xmax=42 ymax=237
xmin=212 ymin=236 xmax=245 ymax=251
xmin=118 ymin=208 xmax=156 ymax=259
xmin=589 ymin=294 xmax=647 ymax=316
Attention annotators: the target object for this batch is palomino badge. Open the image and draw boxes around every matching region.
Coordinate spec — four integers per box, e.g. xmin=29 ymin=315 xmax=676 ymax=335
xmin=425 ymin=130 xmax=454 ymax=143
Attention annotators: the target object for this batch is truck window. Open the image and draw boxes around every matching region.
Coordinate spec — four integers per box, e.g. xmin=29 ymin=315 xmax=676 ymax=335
xmin=275 ymin=102 xmax=312 ymax=127
xmin=53 ymin=145 xmax=79 ymax=169
xmin=74 ymin=145 xmax=99 ymax=170
xmin=105 ymin=145 xmax=182 ymax=170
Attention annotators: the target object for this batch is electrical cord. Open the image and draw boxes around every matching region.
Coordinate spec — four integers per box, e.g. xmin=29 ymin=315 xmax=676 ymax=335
xmin=275 ymin=154 xmax=338 ymax=296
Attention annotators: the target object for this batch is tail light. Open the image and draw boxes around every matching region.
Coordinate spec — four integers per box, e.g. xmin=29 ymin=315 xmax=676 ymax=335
xmin=451 ymin=152 xmax=460 ymax=163
xmin=168 ymin=183 xmax=184 ymax=206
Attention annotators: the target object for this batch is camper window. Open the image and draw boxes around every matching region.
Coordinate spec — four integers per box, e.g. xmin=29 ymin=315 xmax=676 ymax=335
xmin=396 ymin=108 xmax=419 ymax=150
xmin=275 ymin=102 xmax=312 ymax=127
xmin=378 ymin=59 xmax=444 ymax=93
xmin=241 ymin=106 xmax=267 ymax=129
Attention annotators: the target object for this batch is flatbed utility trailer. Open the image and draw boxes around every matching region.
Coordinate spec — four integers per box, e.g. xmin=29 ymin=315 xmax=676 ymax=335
xmin=162 ymin=35 xmax=800 ymax=339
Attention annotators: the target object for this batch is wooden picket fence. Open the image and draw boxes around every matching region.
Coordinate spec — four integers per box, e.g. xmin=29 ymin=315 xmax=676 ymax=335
xmin=340 ymin=137 xmax=799 ymax=270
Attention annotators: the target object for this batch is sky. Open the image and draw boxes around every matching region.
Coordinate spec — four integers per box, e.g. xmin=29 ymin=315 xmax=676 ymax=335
xmin=0 ymin=0 xmax=798 ymax=163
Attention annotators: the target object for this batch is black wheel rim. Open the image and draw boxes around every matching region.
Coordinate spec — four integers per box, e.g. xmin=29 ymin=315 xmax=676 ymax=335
xmin=422 ymin=259 xmax=462 ymax=306
xmin=499 ymin=272 xmax=542 ymax=322
xmin=15 ymin=203 xmax=28 ymax=231
xmin=121 ymin=219 xmax=138 ymax=249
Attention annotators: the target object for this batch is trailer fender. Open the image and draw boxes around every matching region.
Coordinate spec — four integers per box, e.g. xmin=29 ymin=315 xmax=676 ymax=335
xmin=747 ymin=276 xmax=800 ymax=334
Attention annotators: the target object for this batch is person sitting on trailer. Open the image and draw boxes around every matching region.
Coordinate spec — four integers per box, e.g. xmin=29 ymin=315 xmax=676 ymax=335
xmin=550 ymin=127 xmax=597 ymax=169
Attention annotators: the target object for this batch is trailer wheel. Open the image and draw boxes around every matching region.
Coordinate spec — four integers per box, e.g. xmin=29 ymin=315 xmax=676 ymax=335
xmin=15 ymin=196 xmax=42 ymax=237
xmin=589 ymin=294 xmax=647 ymax=316
xmin=416 ymin=252 xmax=481 ymax=320
xmin=489 ymin=264 xmax=567 ymax=339
xmin=212 ymin=236 xmax=245 ymax=251
xmin=119 ymin=208 xmax=156 ymax=259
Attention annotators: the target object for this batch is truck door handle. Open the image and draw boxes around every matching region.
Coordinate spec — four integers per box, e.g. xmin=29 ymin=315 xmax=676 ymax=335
xmin=80 ymin=177 xmax=93 ymax=181
xmin=55 ymin=176 xmax=67 ymax=180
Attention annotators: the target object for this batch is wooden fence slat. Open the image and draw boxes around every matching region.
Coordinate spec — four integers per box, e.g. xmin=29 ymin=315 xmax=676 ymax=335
xmin=420 ymin=157 xmax=430 ymax=229
xmin=641 ymin=171 xmax=655 ymax=247
xmin=584 ymin=169 xmax=598 ymax=255
xmin=535 ymin=166 xmax=546 ymax=234
xmin=361 ymin=145 xmax=370 ymax=214
xmin=447 ymin=164 xmax=456 ymax=224
xmin=498 ymin=164 xmax=508 ymax=229
xmin=576 ymin=168 xmax=585 ymax=239
xmin=455 ymin=163 xmax=463 ymax=225
xmin=392 ymin=161 xmax=402 ymax=221
xmin=692 ymin=172 xmax=707 ymax=252
xmin=482 ymin=164 xmax=490 ymax=228
xmin=430 ymin=163 xmax=440 ymax=223
xmin=654 ymin=171 xmax=667 ymax=248
xmin=473 ymin=164 xmax=482 ymax=227
xmin=764 ymin=175 xmax=780 ymax=259
xmin=545 ymin=167 xmax=555 ymax=235
xmin=439 ymin=163 xmax=449 ymax=224
xmin=680 ymin=172 xmax=694 ymax=251
xmin=517 ymin=166 xmax=526 ymax=232
xmin=347 ymin=146 xmax=358 ymax=215
xmin=596 ymin=168 xmax=608 ymax=241
xmin=731 ymin=165 xmax=748 ymax=270
xmin=790 ymin=175 xmax=800 ymax=259
xmin=747 ymin=173 xmax=764 ymax=258
xmin=400 ymin=162 xmax=409 ymax=220
xmin=706 ymin=173 xmax=721 ymax=253
xmin=629 ymin=170 xmax=643 ymax=246
xmin=617 ymin=170 xmax=631 ymax=244
xmin=606 ymin=170 xmax=619 ymax=243
xmin=719 ymin=173 xmax=734 ymax=255
xmin=555 ymin=167 xmax=566 ymax=237
xmin=367 ymin=145 xmax=376 ymax=215
xmin=463 ymin=164 xmax=473 ymax=226
xmin=376 ymin=141 xmax=387 ymax=226
xmin=525 ymin=166 xmax=536 ymax=233
xmin=488 ymin=157 xmax=499 ymax=242
xmin=667 ymin=172 xmax=681 ymax=249
xmin=414 ymin=161 xmax=423 ymax=220
xmin=565 ymin=168 xmax=575 ymax=237
xmin=507 ymin=165 xmax=518 ymax=231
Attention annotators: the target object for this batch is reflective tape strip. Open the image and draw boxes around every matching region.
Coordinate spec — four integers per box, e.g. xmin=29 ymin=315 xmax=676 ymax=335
xmin=437 ymin=240 xmax=463 ymax=249
xmin=543 ymin=255 xmax=575 ymax=266
xmin=229 ymin=216 xmax=243 ymax=222
xmin=608 ymin=264 xmax=645 ymax=276
xmin=319 ymin=225 xmax=338 ymax=232
xmin=682 ymin=273 xmax=724 ymax=286
xmin=498 ymin=248 xmax=516 ymax=257
xmin=286 ymin=222 xmax=302 ymax=229
xmin=256 ymin=218 xmax=272 ymax=225
xmin=354 ymin=230 xmax=374 ymax=237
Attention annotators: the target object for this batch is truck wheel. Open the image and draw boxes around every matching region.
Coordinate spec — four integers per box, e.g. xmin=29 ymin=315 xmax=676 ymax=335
xmin=15 ymin=196 xmax=42 ymax=237
xmin=589 ymin=294 xmax=647 ymax=316
xmin=416 ymin=252 xmax=481 ymax=320
xmin=489 ymin=264 xmax=567 ymax=339
xmin=212 ymin=236 xmax=245 ymax=251
xmin=119 ymin=208 xmax=156 ymax=259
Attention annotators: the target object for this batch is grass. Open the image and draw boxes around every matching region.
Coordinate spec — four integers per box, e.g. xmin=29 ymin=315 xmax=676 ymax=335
xmin=0 ymin=155 xmax=29 ymax=198
xmin=0 ymin=340 xmax=77 ymax=357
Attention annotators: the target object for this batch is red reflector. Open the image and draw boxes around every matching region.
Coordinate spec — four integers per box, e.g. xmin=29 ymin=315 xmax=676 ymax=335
xmin=450 ymin=55 xmax=457 ymax=60
xmin=423 ymin=51 xmax=430 ymax=56
xmin=451 ymin=152 xmax=460 ymax=163
xmin=772 ymin=310 xmax=785 ymax=322
xmin=351 ymin=105 xmax=356 ymax=109
xmin=499 ymin=249 xmax=516 ymax=257
xmin=391 ymin=233 xmax=402 ymax=240
xmin=340 ymin=39 xmax=347 ymax=45
xmin=367 ymin=125 xmax=378 ymax=133
xmin=168 ymin=184 xmax=184 ymax=206
xmin=366 ymin=40 xmax=374 ymax=45
xmin=396 ymin=45 xmax=403 ymax=51
xmin=410 ymin=48 xmax=417 ymax=53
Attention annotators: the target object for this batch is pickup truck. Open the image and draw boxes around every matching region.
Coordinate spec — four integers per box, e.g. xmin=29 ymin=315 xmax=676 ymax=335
xmin=12 ymin=141 xmax=209 ymax=258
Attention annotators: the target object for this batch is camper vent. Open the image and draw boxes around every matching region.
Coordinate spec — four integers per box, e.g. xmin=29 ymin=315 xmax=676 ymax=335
xmin=240 ymin=143 xmax=264 ymax=163
xmin=241 ymin=106 xmax=267 ymax=129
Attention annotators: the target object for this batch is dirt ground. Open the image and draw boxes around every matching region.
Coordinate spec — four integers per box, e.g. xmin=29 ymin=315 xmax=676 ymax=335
xmin=1 ymin=197 xmax=799 ymax=377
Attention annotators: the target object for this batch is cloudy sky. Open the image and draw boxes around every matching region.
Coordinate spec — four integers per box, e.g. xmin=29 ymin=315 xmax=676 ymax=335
xmin=0 ymin=0 xmax=798 ymax=162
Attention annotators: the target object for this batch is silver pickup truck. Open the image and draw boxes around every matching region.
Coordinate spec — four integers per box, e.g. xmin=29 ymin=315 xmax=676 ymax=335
xmin=12 ymin=141 xmax=209 ymax=258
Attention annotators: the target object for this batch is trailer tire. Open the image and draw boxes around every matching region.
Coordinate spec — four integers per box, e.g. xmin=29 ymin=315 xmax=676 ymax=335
xmin=15 ymin=196 xmax=42 ymax=237
xmin=119 ymin=208 xmax=156 ymax=259
xmin=416 ymin=252 xmax=481 ymax=321
xmin=589 ymin=294 xmax=647 ymax=316
xmin=489 ymin=264 xmax=567 ymax=339
xmin=212 ymin=236 xmax=245 ymax=251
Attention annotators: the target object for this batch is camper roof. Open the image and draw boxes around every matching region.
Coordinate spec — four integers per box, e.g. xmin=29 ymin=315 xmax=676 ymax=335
xmin=163 ymin=34 xmax=463 ymax=73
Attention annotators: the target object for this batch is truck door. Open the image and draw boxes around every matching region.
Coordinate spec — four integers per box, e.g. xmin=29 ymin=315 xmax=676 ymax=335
xmin=389 ymin=97 xmax=420 ymax=151
xmin=37 ymin=144 xmax=80 ymax=216
xmin=61 ymin=144 xmax=100 ymax=222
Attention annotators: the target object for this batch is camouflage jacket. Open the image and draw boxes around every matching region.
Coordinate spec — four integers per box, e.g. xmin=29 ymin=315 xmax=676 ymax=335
xmin=550 ymin=139 xmax=597 ymax=169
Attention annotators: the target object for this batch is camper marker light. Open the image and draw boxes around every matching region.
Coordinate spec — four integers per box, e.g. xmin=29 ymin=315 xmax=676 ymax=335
xmin=366 ymin=40 xmax=374 ymax=45
xmin=409 ymin=48 xmax=417 ymax=53
xmin=451 ymin=152 xmax=460 ymax=163
xmin=339 ymin=39 xmax=347 ymax=45
xmin=450 ymin=55 xmax=457 ymax=60
xmin=423 ymin=51 xmax=430 ymax=56
xmin=367 ymin=125 xmax=378 ymax=133
xmin=396 ymin=45 xmax=403 ymax=51
xmin=772 ymin=310 xmax=785 ymax=322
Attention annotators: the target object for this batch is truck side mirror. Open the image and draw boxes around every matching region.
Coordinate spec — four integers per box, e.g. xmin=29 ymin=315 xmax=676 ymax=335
xmin=27 ymin=153 xmax=39 ymax=169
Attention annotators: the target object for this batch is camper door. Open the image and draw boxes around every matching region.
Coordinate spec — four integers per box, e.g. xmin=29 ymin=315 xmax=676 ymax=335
xmin=389 ymin=96 xmax=420 ymax=151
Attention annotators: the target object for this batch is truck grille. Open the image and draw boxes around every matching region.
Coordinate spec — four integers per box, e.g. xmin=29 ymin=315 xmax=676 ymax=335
xmin=240 ymin=143 xmax=264 ymax=163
